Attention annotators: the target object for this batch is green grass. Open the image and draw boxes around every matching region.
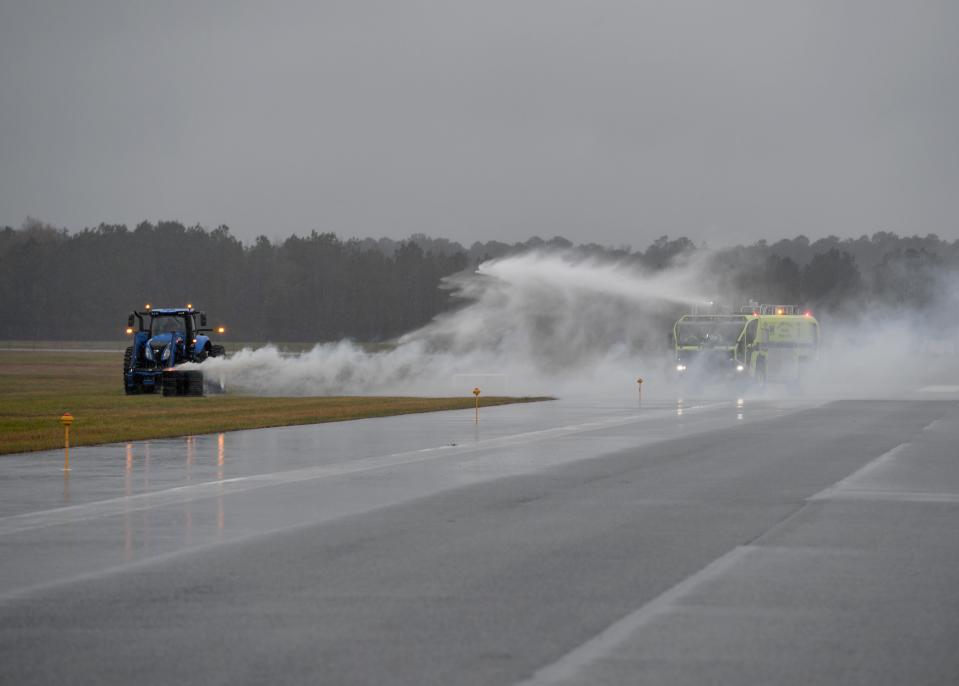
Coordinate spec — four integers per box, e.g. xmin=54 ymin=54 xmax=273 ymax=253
xmin=0 ymin=350 xmax=547 ymax=455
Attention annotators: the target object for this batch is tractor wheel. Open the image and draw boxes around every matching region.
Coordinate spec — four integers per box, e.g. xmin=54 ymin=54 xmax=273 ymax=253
xmin=123 ymin=347 xmax=138 ymax=395
xmin=210 ymin=344 xmax=226 ymax=358
xmin=185 ymin=371 xmax=204 ymax=397
xmin=162 ymin=371 xmax=183 ymax=397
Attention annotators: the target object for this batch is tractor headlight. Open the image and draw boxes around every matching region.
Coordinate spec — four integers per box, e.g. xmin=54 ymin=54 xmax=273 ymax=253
xmin=736 ymin=364 xmax=745 ymax=372
xmin=676 ymin=364 xmax=687 ymax=372
xmin=144 ymin=346 xmax=155 ymax=361
xmin=161 ymin=346 xmax=172 ymax=362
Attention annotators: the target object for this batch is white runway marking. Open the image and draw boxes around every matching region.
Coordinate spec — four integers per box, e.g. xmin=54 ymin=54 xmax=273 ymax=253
xmin=808 ymin=443 xmax=907 ymax=501
xmin=515 ymin=546 xmax=755 ymax=686
xmin=518 ymin=421 xmax=947 ymax=685
xmin=810 ymin=417 xmax=959 ymax=503
xmin=815 ymin=489 xmax=959 ymax=503
xmin=0 ymin=402 xmax=731 ymax=537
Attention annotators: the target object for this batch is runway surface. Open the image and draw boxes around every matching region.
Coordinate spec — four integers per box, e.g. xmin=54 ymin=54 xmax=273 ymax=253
xmin=2 ymin=389 xmax=959 ymax=685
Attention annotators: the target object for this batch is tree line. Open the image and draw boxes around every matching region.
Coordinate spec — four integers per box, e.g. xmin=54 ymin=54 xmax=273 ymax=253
xmin=2 ymin=218 xmax=957 ymax=342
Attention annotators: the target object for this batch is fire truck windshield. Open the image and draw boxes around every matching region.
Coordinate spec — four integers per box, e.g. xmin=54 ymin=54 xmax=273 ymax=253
xmin=676 ymin=320 xmax=746 ymax=347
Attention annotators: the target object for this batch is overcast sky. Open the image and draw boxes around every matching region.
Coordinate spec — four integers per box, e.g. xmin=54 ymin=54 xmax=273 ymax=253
xmin=1 ymin=0 xmax=956 ymax=247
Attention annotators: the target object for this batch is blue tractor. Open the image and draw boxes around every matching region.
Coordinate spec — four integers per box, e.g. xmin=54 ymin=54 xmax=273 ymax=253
xmin=123 ymin=306 xmax=226 ymax=396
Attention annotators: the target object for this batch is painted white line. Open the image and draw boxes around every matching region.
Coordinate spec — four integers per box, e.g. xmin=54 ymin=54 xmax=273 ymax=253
xmin=0 ymin=508 xmax=374 ymax=603
xmin=0 ymin=402 xmax=731 ymax=537
xmin=517 ymin=415 xmax=951 ymax=685
xmin=815 ymin=489 xmax=959 ymax=503
xmin=916 ymin=385 xmax=959 ymax=393
xmin=808 ymin=444 xmax=907 ymax=501
xmin=516 ymin=546 xmax=755 ymax=686
xmin=809 ymin=416 xmax=957 ymax=503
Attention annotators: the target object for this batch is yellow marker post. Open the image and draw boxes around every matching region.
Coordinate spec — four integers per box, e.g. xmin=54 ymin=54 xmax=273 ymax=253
xmin=637 ymin=377 xmax=644 ymax=407
xmin=59 ymin=412 xmax=74 ymax=472
xmin=473 ymin=387 xmax=481 ymax=423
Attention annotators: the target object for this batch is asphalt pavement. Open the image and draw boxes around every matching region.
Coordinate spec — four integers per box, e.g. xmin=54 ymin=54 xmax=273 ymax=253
xmin=1 ymin=389 xmax=958 ymax=685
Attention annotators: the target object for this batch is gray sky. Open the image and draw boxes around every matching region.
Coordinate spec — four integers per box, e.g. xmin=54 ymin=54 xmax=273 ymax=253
xmin=1 ymin=0 xmax=956 ymax=247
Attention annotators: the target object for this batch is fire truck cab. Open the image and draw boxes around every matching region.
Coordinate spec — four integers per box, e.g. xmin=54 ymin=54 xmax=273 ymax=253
xmin=737 ymin=305 xmax=819 ymax=385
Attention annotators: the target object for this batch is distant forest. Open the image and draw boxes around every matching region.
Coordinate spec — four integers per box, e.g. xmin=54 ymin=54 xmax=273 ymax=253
xmin=2 ymin=218 xmax=957 ymax=342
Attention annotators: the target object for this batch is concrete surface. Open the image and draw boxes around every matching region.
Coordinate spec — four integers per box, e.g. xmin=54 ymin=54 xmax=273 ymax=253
xmin=1 ymin=392 xmax=958 ymax=685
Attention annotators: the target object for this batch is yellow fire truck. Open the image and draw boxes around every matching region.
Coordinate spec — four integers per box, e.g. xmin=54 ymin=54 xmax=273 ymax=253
xmin=671 ymin=304 xmax=820 ymax=386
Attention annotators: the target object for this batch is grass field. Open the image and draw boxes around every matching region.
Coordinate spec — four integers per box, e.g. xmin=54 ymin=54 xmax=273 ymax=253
xmin=0 ymin=340 xmax=336 ymax=353
xmin=0 ymin=350 xmax=546 ymax=455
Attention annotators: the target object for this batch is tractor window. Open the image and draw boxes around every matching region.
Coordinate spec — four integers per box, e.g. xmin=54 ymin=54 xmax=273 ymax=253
xmin=151 ymin=316 xmax=184 ymax=335
xmin=744 ymin=319 xmax=759 ymax=343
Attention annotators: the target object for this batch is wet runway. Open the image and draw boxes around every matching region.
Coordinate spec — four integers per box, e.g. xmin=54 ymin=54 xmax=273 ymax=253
xmin=2 ymin=391 xmax=959 ymax=684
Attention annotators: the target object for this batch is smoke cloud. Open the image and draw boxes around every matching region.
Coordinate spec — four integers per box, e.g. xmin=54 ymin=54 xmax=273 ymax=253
xmin=189 ymin=251 xmax=709 ymax=397
xmin=187 ymin=249 xmax=959 ymax=399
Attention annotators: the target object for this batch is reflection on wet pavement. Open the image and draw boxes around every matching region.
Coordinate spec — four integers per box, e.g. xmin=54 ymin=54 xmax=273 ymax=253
xmin=0 ymin=396 xmax=817 ymax=598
